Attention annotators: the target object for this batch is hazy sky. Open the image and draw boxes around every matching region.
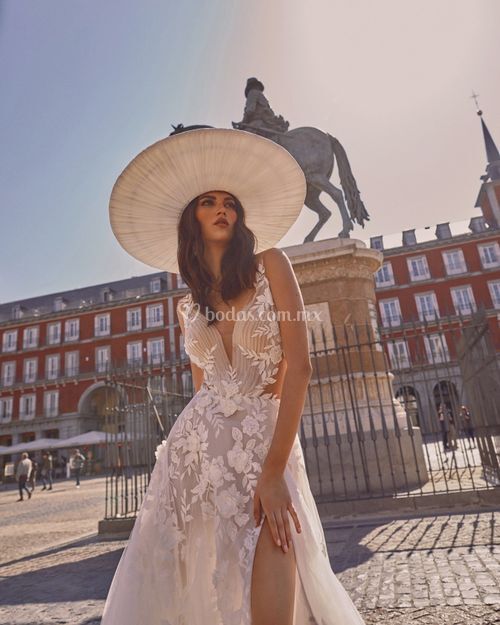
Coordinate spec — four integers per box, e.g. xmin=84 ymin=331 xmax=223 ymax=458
xmin=1 ymin=0 xmax=499 ymax=303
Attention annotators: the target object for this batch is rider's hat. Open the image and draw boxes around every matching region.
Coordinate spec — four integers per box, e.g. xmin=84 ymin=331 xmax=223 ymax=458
xmin=109 ymin=127 xmax=306 ymax=274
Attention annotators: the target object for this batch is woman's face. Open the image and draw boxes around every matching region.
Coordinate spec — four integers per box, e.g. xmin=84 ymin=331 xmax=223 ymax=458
xmin=194 ymin=190 xmax=238 ymax=244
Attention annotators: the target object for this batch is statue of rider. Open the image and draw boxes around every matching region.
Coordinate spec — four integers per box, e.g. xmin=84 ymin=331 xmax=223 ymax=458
xmin=233 ymin=77 xmax=289 ymax=135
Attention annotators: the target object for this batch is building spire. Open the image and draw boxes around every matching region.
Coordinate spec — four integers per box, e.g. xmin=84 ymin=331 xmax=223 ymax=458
xmin=472 ymin=92 xmax=500 ymax=174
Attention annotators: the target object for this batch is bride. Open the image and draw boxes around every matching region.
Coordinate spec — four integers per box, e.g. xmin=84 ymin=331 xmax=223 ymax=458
xmin=103 ymin=127 xmax=366 ymax=625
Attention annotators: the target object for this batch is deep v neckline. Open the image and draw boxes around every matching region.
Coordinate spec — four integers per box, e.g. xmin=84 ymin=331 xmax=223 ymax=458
xmin=209 ymin=261 xmax=264 ymax=369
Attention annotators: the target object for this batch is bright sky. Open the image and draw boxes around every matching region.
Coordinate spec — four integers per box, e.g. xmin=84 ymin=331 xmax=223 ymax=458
xmin=1 ymin=0 xmax=499 ymax=303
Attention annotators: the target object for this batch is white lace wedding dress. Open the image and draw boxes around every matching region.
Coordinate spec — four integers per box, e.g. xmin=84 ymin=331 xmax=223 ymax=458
xmin=101 ymin=260 xmax=366 ymax=625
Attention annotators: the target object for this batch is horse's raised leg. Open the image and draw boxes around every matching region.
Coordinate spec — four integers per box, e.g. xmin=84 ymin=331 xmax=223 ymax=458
xmin=308 ymin=174 xmax=354 ymax=238
xmin=303 ymin=186 xmax=331 ymax=243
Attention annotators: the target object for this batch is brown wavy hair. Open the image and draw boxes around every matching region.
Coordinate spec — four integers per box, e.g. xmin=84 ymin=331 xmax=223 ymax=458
xmin=177 ymin=193 xmax=258 ymax=326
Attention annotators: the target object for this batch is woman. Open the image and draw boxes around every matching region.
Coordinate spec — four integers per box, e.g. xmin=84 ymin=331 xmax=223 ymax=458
xmin=102 ymin=128 xmax=366 ymax=625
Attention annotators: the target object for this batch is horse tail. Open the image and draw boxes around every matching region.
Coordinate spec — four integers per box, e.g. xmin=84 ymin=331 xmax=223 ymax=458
xmin=328 ymin=134 xmax=370 ymax=226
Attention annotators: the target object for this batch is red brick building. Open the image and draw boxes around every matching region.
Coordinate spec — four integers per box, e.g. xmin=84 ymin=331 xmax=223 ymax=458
xmin=0 ymin=272 xmax=191 ymax=457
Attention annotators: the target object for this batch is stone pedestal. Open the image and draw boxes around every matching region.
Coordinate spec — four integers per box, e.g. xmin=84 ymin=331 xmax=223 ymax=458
xmin=284 ymin=237 xmax=429 ymax=497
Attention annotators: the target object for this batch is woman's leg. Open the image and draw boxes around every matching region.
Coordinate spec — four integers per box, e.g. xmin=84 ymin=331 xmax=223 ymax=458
xmin=251 ymin=515 xmax=296 ymax=625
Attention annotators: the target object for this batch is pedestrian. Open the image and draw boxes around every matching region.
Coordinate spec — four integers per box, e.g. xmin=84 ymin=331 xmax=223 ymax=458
xmin=460 ymin=405 xmax=476 ymax=448
xmin=16 ymin=452 xmax=32 ymax=502
xmin=28 ymin=455 xmax=38 ymax=491
xmin=41 ymin=451 xmax=54 ymax=490
xmin=438 ymin=403 xmax=449 ymax=452
xmin=447 ymin=406 xmax=458 ymax=451
xmin=71 ymin=448 xmax=86 ymax=488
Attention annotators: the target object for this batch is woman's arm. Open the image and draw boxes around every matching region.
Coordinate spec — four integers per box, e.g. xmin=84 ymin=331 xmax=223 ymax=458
xmin=261 ymin=247 xmax=312 ymax=475
xmin=253 ymin=247 xmax=312 ymax=552
xmin=177 ymin=301 xmax=204 ymax=393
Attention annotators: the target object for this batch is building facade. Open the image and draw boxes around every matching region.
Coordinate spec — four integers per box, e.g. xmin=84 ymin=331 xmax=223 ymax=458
xmin=0 ymin=271 xmax=191 ymax=457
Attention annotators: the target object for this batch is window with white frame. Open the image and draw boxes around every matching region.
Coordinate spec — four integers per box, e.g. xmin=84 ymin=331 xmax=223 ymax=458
xmin=379 ymin=298 xmax=402 ymax=327
xmin=64 ymin=319 xmax=80 ymax=342
xmin=181 ymin=370 xmax=193 ymax=395
xmin=127 ymin=308 xmax=142 ymax=331
xmin=450 ymin=285 xmax=476 ymax=315
xmin=47 ymin=322 xmax=61 ymax=345
xmin=54 ymin=297 xmax=67 ymax=312
xmin=0 ymin=397 xmax=13 ymax=422
xmin=19 ymin=394 xmax=36 ymax=420
xmin=95 ymin=346 xmax=111 ymax=373
xmin=414 ymin=292 xmax=440 ymax=322
xmin=424 ymin=334 xmax=450 ymax=364
xmin=177 ymin=275 xmax=187 ymax=288
xmin=23 ymin=358 xmax=38 ymax=383
xmin=478 ymin=242 xmax=500 ymax=269
xmin=375 ymin=262 xmax=395 ymax=287
xmin=2 ymin=330 xmax=17 ymax=352
xmin=23 ymin=326 xmax=39 ymax=349
xmin=150 ymin=278 xmax=162 ymax=293
xmin=387 ymin=340 xmax=411 ymax=369
xmin=1 ymin=362 xmax=16 ymax=386
xmin=127 ymin=341 xmax=143 ymax=366
xmin=147 ymin=338 xmax=165 ymax=364
xmin=146 ymin=304 xmax=164 ymax=328
xmin=442 ymin=249 xmax=467 ymax=275
xmin=488 ymin=280 xmax=500 ymax=309
xmin=65 ymin=351 xmax=79 ymax=376
xmin=94 ymin=313 xmax=111 ymax=337
xmin=12 ymin=305 xmax=24 ymax=320
xmin=407 ymin=255 xmax=431 ymax=281
xmin=46 ymin=354 xmax=60 ymax=380
xmin=44 ymin=390 xmax=59 ymax=417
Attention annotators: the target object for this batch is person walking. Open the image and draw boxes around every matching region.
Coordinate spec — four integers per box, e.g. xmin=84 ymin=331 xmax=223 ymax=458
xmin=460 ymin=405 xmax=476 ymax=448
xmin=438 ymin=403 xmax=449 ymax=452
xmin=41 ymin=451 xmax=54 ymax=490
xmin=28 ymin=455 xmax=38 ymax=492
xmin=16 ymin=452 xmax=32 ymax=502
xmin=71 ymin=449 xmax=86 ymax=488
xmin=447 ymin=406 xmax=458 ymax=451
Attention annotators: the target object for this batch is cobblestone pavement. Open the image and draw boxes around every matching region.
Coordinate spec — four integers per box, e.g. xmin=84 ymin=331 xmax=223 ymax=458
xmin=0 ymin=478 xmax=499 ymax=624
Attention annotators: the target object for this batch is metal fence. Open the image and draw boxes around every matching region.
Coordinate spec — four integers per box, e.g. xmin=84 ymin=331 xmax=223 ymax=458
xmin=102 ymin=308 xmax=500 ymax=519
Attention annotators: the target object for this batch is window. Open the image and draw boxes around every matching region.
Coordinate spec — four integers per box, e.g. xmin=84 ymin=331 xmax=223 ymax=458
xmin=177 ymin=275 xmax=188 ymax=289
xmin=1 ymin=362 xmax=16 ymax=386
xmin=54 ymin=297 xmax=67 ymax=312
xmin=65 ymin=319 xmax=80 ymax=342
xmin=12 ymin=305 xmax=24 ymax=320
xmin=46 ymin=354 xmax=60 ymax=380
xmin=65 ymin=351 xmax=79 ymax=376
xmin=96 ymin=346 xmax=111 ymax=373
xmin=0 ymin=397 xmax=13 ymax=423
xmin=415 ymin=292 xmax=440 ymax=322
xmin=450 ymin=286 xmax=476 ymax=315
xmin=387 ymin=340 xmax=411 ymax=369
xmin=2 ymin=330 xmax=17 ymax=352
xmin=44 ymin=390 xmax=59 ymax=417
xmin=146 ymin=304 xmax=164 ymax=328
xmin=478 ymin=242 xmax=500 ymax=269
xmin=127 ymin=308 xmax=142 ymax=332
xmin=47 ymin=322 xmax=61 ymax=345
xmin=127 ymin=341 xmax=143 ymax=366
xmin=147 ymin=338 xmax=165 ymax=364
xmin=94 ymin=313 xmax=111 ymax=337
xmin=488 ymin=280 xmax=500 ymax=309
xmin=23 ymin=358 xmax=38 ymax=383
xmin=442 ymin=249 xmax=467 ymax=275
xmin=375 ymin=262 xmax=395 ymax=287
xmin=379 ymin=298 xmax=402 ymax=327
xmin=20 ymin=394 xmax=36 ymax=420
xmin=101 ymin=288 xmax=114 ymax=303
xmin=424 ymin=334 xmax=450 ymax=364
xmin=150 ymin=278 xmax=162 ymax=293
xmin=181 ymin=370 xmax=193 ymax=395
xmin=23 ymin=326 xmax=39 ymax=349
xmin=407 ymin=255 xmax=430 ymax=281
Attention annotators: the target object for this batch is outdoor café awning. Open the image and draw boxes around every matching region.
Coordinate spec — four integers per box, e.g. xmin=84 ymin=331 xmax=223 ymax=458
xmin=0 ymin=431 xmax=111 ymax=456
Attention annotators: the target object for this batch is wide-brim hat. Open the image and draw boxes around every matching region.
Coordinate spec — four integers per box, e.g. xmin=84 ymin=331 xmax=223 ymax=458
xmin=109 ymin=128 xmax=306 ymax=274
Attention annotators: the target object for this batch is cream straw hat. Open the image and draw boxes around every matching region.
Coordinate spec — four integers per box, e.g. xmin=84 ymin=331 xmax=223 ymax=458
xmin=109 ymin=127 xmax=306 ymax=274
